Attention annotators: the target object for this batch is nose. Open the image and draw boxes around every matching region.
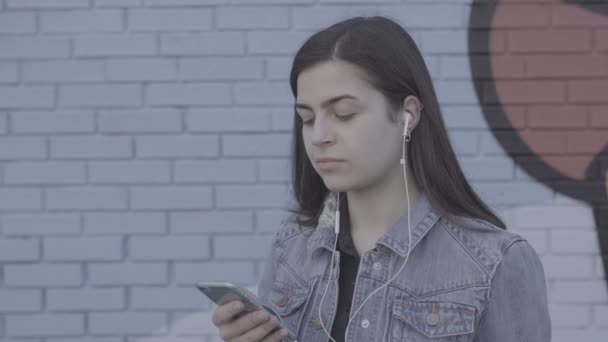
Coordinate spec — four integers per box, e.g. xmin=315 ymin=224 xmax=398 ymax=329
xmin=310 ymin=117 xmax=335 ymax=146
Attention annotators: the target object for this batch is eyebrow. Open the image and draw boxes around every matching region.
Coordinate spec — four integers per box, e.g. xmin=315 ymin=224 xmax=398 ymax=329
xmin=295 ymin=94 xmax=359 ymax=111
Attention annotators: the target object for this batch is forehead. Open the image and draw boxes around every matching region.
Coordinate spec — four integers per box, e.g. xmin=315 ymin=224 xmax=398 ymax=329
xmin=296 ymin=60 xmax=375 ymax=106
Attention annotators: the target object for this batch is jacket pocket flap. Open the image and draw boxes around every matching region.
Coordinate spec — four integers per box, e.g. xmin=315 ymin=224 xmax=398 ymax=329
xmin=393 ymin=299 xmax=476 ymax=338
xmin=266 ymin=281 xmax=310 ymax=316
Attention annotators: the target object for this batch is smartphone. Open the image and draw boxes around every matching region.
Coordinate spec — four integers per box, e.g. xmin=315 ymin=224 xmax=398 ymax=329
xmin=196 ymin=281 xmax=298 ymax=342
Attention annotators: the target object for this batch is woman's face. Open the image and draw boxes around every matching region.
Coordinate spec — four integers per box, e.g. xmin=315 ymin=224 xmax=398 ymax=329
xmin=295 ymin=60 xmax=404 ymax=193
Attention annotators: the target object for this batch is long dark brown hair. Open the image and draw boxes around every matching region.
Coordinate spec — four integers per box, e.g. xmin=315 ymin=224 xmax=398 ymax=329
xmin=286 ymin=16 xmax=505 ymax=230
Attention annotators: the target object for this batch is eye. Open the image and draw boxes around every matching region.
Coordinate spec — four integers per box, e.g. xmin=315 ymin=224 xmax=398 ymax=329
xmin=336 ymin=113 xmax=355 ymax=121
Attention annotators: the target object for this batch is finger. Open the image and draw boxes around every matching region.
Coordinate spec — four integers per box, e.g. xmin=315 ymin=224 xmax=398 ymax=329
xmin=224 ymin=309 xmax=271 ymax=341
xmin=260 ymin=326 xmax=289 ymax=342
xmin=212 ymin=300 xmax=244 ymax=326
xmin=234 ymin=314 xmax=280 ymax=342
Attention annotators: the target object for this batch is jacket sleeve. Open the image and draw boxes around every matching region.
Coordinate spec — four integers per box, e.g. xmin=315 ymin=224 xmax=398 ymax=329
xmin=472 ymin=239 xmax=552 ymax=342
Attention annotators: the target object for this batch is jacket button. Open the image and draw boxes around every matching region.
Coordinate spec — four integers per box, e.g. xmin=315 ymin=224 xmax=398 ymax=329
xmin=426 ymin=303 xmax=440 ymax=326
xmin=276 ymin=288 xmax=293 ymax=308
xmin=311 ymin=316 xmax=324 ymax=330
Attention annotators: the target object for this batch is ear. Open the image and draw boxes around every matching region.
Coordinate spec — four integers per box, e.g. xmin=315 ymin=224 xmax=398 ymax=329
xmin=401 ymin=95 xmax=423 ymax=131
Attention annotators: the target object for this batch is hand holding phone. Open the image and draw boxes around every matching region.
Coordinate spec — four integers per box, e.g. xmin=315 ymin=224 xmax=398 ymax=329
xmin=197 ymin=281 xmax=298 ymax=342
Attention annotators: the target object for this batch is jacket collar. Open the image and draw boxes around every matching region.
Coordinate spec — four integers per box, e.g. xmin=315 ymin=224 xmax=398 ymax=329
xmin=306 ymin=191 xmax=441 ymax=258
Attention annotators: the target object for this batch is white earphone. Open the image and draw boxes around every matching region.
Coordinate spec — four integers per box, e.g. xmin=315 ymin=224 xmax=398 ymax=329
xmin=318 ymin=110 xmax=416 ymax=342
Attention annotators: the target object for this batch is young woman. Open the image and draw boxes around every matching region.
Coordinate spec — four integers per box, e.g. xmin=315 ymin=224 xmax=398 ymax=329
xmin=212 ymin=16 xmax=551 ymax=342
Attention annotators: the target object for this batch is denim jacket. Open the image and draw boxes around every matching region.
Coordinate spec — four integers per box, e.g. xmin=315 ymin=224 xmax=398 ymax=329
xmin=257 ymin=191 xmax=552 ymax=341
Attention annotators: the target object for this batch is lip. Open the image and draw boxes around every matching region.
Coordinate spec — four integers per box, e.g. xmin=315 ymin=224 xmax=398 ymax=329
xmin=315 ymin=158 xmax=343 ymax=163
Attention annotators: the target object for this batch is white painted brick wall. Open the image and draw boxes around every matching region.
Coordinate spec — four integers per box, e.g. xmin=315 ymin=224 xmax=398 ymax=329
xmin=0 ymin=1 xmax=605 ymax=341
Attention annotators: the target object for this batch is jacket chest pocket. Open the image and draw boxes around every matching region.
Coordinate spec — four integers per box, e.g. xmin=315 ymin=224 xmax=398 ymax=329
xmin=390 ymin=299 xmax=476 ymax=341
xmin=265 ymin=281 xmax=312 ymax=338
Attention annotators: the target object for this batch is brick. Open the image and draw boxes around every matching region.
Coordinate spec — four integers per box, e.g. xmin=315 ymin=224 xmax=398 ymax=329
xmin=217 ymin=6 xmax=288 ymax=29
xmin=47 ymin=288 xmax=124 ymax=311
xmin=448 ymin=131 xmax=479 ymax=156
xmin=44 ymin=237 xmax=122 ymax=261
xmin=6 ymin=0 xmax=89 ymax=8
xmin=568 ymin=79 xmax=608 ymax=103
xmin=0 ymin=137 xmax=46 ymax=160
xmin=594 ymin=305 xmax=608 ymax=326
xmin=471 ymin=181 xmax=553 ymax=206
xmin=84 ymin=212 xmax=166 ymax=235
xmin=441 ymin=105 xmax=488 ymax=129
xmin=551 ymin=4 xmax=608 ymax=28
xmin=590 ymin=106 xmax=608 ymax=128
xmin=106 ymin=59 xmax=177 ymax=81
xmin=130 ymin=187 xmax=212 ymax=210
xmin=526 ymin=105 xmax=587 ymax=128
xmin=47 ymin=338 xmax=121 ymax=342
xmin=0 ymin=37 xmax=70 ymax=59
xmin=214 ymin=235 xmax=272 ymax=259
xmin=234 ymin=83 xmax=292 ymax=105
xmin=186 ymin=108 xmax=271 ymax=132
xmin=5 ymin=264 xmax=82 ymax=287
xmin=0 ymin=111 xmax=7 ymax=133
xmin=88 ymin=263 xmax=167 ymax=285
xmin=179 ymin=57 xmax=263 ymax=81
xmin=40 ymin=10 xmax=122 ymax=33
xmin=255 ymin=210 xmax=287 ymax=233
xmin=508 ymin=29 xmax=592 ymax=53
xmin=170 ymin=211 xmax=253 ymax=233
xmin=99 ymin=109 xmax=181 ymax=133
xmin=5 ymin=162 xmax=86 ymax=185
xmin=144 ymin=0 xmax=224 ymax=5
xmin=486 ymin=81 xmax=566 ymax=104
xmin=222 ymin=134 xmax=290 ymax=157
xmin=510 ymin=205 xmax=595 ymax=229
xmin=551 ymin=230 xmax=601 ymax=255
xmin=60 ymin=84 xmax=142 ymax=108
xmin=131 ymin=287 xmax=203 ymax=309
xmin=97 ymin=0 xmax=142 ymax=6
xmin=89 ymin=161 xmax=171 ymax=184
xmin=459 ymin=157 xmax=514 ymax=180
xmin=541 ymin=255 xmax=594 ymax=279
xmin=548 ymin=304 xmax=590 ymax=328
xmin=215 ymin=185 xmax=289 ymax=209
xmin=597 ymin=30 xmax=608 ymax=51
xmin=166 ymin=311 xmax=216 ymax=335
xmin=270 ymin=107 xmax=295 ymax=131
xmin=258 ymin=158 xmax=290 ymax=182
xmin=265 ymin=56 xmax=291 ymax=81
xmin=174 ymin=159 xmax=256 ymax=183
xmin=2 ymin=214 xmax=81 ymax=236
xmin=175 ymin=261 xmax=256 ymax=285
xmin=130 ymin=236 xmax=210 ymax=260
xmin=228 ymin=0 xmax=312 ymax=3
xmin=161 ymin=33 xmax=244 ymax=56
xmin=0 ymin=12 xmax=37 ymax=34
xmin=554 ymin=280 xmax=608 ymax=303
xmin=0 ymin=289 xmax=42 ymax=312
xmin=483 ymin=4 xmax=549 ymax=28
xmin=0 ymin=188 xmax=43 ymax=211
xmin=75 ymin=34 xmax=156 ymax=57
xmin=384 ymin=5 xmax=464 ymax=28
xmin=247 ymin=31 xmax=310 ymax=54
xmin=525 ymin=55 xmax=608 ymax=78
xmin=46 ymin=187 xmax=128 ymax=211
xmin=0 ymin=238 xmax=39 ymax=261
xmin=0 ymin=86 xmax=54 ymax=108
xmin=292 ymin=5 xmax=379 ymax=30
xmin=23 ymin=61 xmax=105 ymax=83
xmin=50 ymin=136 xmax=131 ymax=159
xmin=89 ymin=312 xmax=167 ymax=335
xmin=421 ymin=30 xmax=468 ymax=54
xmin=566 ymin=131 xmax=607 ymax=154
xmin=147 ymin=83 xmax=231 ymax=106
xmin=434 ymin=81 xmax=479 ymax=105
xmin=136 ymin=135 xmax=219 ymax=158
xmin=6 ymin=314 xmax=84 ymax=337
xmin=0 ymin=62 xmax=18 ymax=83
xmin=11 ymin=110 xmax=95 ymax=134
xmin=129 ymin=8 xmax=212 ymax=31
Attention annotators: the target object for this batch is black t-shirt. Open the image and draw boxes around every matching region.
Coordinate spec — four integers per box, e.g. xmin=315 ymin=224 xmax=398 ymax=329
xmin=329 ymin=209 xmax=361 ymax=342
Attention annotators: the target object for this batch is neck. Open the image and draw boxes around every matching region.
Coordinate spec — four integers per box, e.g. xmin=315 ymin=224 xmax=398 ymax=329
xmin=345 ymin=164 xmax=421 ymax=240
